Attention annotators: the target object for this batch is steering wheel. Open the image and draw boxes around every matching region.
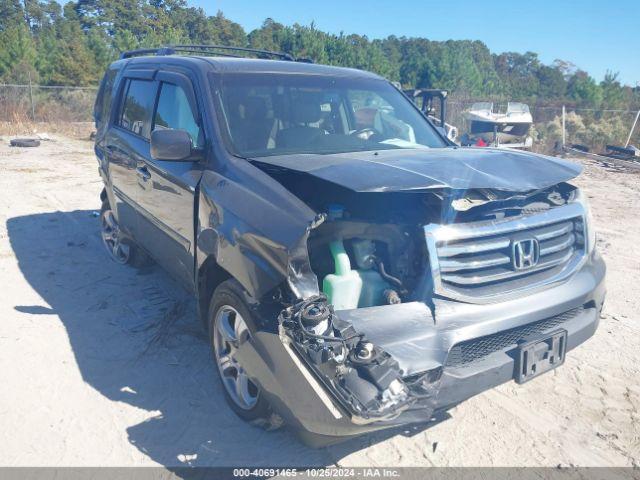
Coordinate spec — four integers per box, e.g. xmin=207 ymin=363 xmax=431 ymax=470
xmin=350 ymin=128 xmax=377 ymax=140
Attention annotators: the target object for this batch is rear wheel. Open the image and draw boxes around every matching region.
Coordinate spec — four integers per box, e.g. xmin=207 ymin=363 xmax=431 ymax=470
xmin=209 ymin=280 xmax=275 ymax=424
xmin=99 ymin=199 xmax=150 ymax=267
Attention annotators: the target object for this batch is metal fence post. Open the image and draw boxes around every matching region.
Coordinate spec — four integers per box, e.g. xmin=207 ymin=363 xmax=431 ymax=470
xmin=561 ymin=105 xmax=566 ymax=148
xmin=28 ymin=72 xmax=35 ymax=122
xmin=625 ymin=110 xmax=640 ymax=147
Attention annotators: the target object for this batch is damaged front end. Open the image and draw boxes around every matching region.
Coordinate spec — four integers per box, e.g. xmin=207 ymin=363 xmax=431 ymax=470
xmin=201 ymin=145 xmax=593 ymax=437
xmin=263 ymin=176 xmax=588 ymax=432
xmin=278 ymin=295 xmax=441 ymax=424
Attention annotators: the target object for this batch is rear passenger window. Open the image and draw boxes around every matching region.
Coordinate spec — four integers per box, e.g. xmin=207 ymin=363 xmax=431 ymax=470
xmin=154 ymin=83 xmax=203 ymax=147
xmin=118 ymin=79 xmax=156 ymax=139
xmin=94 ymin=68 xmax=117 ymax=127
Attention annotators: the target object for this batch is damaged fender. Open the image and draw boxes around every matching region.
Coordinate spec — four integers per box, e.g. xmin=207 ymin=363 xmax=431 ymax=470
xmin=196 ymin=154 xmax=321 ymax=301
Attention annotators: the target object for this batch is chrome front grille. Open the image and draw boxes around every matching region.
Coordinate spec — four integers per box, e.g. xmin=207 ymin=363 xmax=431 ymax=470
xmin=425 ymin=202 xmax=587 ymax=303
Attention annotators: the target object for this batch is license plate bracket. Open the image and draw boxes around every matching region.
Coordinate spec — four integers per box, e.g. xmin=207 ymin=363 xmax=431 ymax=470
xmin=515 ymin=329 xmax=567 ymax=384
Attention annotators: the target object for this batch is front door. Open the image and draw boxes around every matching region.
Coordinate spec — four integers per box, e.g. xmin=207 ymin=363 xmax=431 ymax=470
xmin=135 ymin=71 xmax=205 ymax=291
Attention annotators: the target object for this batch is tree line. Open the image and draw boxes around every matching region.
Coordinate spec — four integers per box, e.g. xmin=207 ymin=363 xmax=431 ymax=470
xmin=1 ymin=0 xmax=638 ymax=111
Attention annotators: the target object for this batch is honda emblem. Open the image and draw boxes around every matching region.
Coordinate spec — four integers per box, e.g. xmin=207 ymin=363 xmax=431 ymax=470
xmin=512 ymin=238 xmax=540 ymax=270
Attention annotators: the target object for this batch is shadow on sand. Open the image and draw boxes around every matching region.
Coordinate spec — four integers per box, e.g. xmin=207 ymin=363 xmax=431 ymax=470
xmin=7 ymin=209 xmax=441 ymax=472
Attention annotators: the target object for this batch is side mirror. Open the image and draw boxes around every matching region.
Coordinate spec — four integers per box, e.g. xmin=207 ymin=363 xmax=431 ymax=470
xmin=150 ymin=128 xmax=193 ymax=161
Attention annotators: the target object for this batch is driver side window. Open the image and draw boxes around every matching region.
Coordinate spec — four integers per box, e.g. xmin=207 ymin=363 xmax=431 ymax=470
xmin=348 ymin=90 xmax=393 ymax=128
xmin=348 ymin=90 xmax=414 ymax=142
xmin=154 ymin=82 xmax=204 ymax=147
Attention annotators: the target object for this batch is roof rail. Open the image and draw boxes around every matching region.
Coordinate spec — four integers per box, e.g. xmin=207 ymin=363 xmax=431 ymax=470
xmin=119 ymin=44 xmax=299 ymax=62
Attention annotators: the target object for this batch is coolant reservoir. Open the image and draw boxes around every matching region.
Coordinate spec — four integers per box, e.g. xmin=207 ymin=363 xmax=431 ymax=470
xmin=357 ymin=269 xmax=390 ymax=308
xmin=350 ymin=239 xmax=391 ymax=308
xmin=323 ymin=240 xmax=363 ymax=310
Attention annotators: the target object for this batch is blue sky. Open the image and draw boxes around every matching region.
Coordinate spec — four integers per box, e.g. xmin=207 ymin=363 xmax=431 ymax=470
xmin=192 ymin=0 xmax=640 ymax=86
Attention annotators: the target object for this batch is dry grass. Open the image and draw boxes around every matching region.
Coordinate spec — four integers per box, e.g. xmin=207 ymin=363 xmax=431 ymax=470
xmin=0 ymin=86 xmax=96 ymax=140
xmin=0 ymin=121 xmax=95 ymax=140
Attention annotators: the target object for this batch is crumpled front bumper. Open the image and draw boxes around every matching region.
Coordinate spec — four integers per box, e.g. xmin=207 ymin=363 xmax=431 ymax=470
xmin=241 ymin=251 xmax=606 ymax=444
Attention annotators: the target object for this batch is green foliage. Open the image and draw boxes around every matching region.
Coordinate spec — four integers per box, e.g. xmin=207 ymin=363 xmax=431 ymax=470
xmin=0 ymin=0 xmax=635 ymax=112
xmin=534 ymin=110 xmax=631 ymax=152
xmin=0 ymin=23 xmax=37 ymax=82
xmin=567 ymin=70 xmax=603 ymax=108
xmin=537 ymin=65 xmax=566 ymax=100
xmin=600 ymin=71 xmax=626 ymax=110
xmin=0 ymin=0 xmax=27 ymax=30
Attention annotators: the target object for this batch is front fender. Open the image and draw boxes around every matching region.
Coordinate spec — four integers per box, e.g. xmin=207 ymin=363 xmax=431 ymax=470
xmin=196 ymin=163 xmax=320 ymax=300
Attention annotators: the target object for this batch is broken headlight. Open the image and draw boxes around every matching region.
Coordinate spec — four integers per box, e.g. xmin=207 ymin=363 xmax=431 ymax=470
xmin=571 ymin=188 xmax=596 ymax=254
xmin=279 ymin=295 xmax=413 ymax=420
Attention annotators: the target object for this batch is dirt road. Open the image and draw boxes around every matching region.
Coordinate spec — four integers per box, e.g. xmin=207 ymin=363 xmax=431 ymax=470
xmin=1 ymin=137 xmax=638 ymax=467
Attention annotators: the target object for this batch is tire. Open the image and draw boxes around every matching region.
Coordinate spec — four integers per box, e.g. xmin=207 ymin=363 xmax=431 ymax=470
xmin=99 ymin=199 xmax=151 ymax=267
xmin=208 ymin=279 xmax=276 ymax=426
xmin=10 ymin=138 xmax=40 ymax=148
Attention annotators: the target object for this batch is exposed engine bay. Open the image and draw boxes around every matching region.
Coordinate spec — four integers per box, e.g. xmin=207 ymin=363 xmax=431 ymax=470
xmin=310 ymin=221 xmax=418 ymax=310
xmin=307 ymin=183 xmax=574 ymax=311
xmin=259 ymin=162 xmax=578 ymax=310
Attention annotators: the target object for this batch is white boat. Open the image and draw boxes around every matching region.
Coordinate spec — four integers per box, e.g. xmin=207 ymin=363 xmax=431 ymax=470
xmin=466 ymin=102 xmax=533 ymax=144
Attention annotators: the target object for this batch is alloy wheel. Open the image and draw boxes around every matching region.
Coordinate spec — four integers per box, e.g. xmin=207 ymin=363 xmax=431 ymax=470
xmin=213 ymin=305 xmax=260 ymax=410
xmin=100 ymin=209 xmax=130 ymax=264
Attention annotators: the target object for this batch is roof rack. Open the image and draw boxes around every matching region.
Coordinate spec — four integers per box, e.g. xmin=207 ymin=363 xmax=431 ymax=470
xmin=119 ymin=44 xmax=300 ymax=62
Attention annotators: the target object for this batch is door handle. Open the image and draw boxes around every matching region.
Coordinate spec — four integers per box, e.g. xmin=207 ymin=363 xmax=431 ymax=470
xmin=136 ymin=166 xmax=151 ymax=182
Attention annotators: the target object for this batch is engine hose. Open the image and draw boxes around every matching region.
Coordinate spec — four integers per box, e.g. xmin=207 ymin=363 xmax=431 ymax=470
xmin=373 ymin=257 xmax=408 ymax=295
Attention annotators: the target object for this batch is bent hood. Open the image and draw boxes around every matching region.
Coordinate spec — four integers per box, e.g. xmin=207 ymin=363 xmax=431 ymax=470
xmin=252 ymin=147 xmax=582 ymax=193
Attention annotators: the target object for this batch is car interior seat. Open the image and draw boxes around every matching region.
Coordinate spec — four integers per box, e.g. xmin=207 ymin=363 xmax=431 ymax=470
xmin=276 ymin=96 xmax=325 ymax=149
xmin=240 ymin=96 xmax=273 ymax=151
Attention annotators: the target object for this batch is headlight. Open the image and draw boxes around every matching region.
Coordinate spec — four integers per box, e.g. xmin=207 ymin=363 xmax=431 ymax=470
xmin=571 ymin=188 xmax=596 ymax=254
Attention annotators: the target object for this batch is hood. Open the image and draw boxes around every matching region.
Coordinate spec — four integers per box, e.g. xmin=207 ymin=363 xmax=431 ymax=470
xmin=252 ymin=147 xmax=582 ymax=193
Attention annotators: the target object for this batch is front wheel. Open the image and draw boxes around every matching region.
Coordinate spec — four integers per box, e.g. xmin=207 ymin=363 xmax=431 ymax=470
xmin=209 ymin=280 xmax=276 ymax=425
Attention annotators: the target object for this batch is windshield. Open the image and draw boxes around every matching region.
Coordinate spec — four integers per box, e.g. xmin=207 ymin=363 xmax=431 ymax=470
xmin=215 ymin=73 xmax=447 ymax=157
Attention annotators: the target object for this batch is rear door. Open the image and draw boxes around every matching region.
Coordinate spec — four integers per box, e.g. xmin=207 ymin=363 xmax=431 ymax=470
xmin=104 ymin=70 xmax=158 ymax=239
xmin=135 ymin=70 xmax=205 ymax=291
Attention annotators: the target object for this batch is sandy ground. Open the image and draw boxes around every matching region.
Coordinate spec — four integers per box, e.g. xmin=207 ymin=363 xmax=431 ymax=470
xmin=0 ymin=136 xmax=639 ymax=468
